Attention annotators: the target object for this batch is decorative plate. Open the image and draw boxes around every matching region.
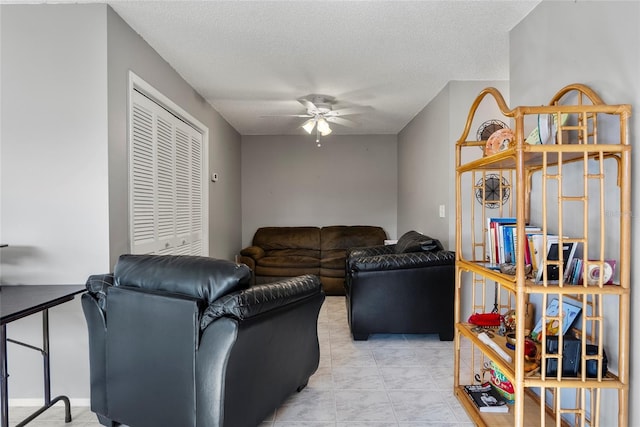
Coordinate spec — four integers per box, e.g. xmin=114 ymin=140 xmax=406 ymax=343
xmin=475 ymin=174 xmax=510 ymax=209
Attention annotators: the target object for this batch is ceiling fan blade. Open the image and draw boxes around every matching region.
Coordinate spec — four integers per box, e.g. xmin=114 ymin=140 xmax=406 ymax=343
xmin=297 ymin=98 xmax=319 ymax=114
xmin=328 ymin=106 xmax=374 ymax=116
xmin=326 ymin=116 xmax=360 ymax=128
xmin=260 ymin=114 xmax=313 ymax=118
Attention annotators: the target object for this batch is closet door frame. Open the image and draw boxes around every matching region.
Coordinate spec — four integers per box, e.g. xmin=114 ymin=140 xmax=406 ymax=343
xmin=127 ymin=71 xmax=209 ymax=256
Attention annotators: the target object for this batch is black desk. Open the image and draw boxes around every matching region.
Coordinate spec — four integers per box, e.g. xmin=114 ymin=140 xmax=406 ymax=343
xmin=1 ymin=285 xmax=85 ymax=427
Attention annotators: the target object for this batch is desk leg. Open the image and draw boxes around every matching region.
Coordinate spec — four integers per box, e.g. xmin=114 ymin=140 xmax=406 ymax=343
xmin=7 ymin=310 xmax=72 ymax=427
xmin=15 ymin=310 xmax=71 ymax=426
xmin=1 ymin=325 xmax=8 ymax=427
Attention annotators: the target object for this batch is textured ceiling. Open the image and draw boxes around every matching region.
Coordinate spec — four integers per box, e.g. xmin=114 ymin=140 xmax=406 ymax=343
xmin=106 ymin=1 xmax=539 ymax=136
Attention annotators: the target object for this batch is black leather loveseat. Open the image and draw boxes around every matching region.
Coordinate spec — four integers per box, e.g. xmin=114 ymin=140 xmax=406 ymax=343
xmin=345 ymin=231 xmax=455 ymax=341
xmin=82 ymin=254 xmax=325 ymax=427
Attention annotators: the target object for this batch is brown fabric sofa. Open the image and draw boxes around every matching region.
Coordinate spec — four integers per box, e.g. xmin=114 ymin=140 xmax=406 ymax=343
xmin=239 ymin=226 xmax=387 ymax=295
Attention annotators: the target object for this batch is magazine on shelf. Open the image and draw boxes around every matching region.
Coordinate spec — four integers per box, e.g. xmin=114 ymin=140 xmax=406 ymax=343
xmin=463 ymin=382 xmax=509 ymax=413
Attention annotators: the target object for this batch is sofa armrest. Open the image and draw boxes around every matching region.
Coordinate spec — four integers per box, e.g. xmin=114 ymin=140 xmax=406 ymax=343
xmin=236 ymin=255 xmax=255 ymax=271
xmin=200 ymin=274 xmax=323 ymax=329
xmin=240 ymin=245 xmax=265 ymax=261
xmin=349 ymin=250 xmax=455 ymax=273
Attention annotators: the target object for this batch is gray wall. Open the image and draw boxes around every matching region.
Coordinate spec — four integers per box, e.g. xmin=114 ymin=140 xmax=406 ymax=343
xmin=241 ymin=134 xmax=397 ymax=246
xmin=397 ymin=80 xmax=509 ymax=250
xmin=106 ymin=7 xmax=243 ymax=262
xmin=0 ymin=3 xmax=242 ymax=401
xmin=510 ymin=2 xmax=639 ymax=425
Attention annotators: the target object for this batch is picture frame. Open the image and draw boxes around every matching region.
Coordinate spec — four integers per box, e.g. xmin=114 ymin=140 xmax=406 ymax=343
xmin=530 ymin=298 xmax=582 ymax=342
xmin=535 ymin=238 xmax=578 ymax=284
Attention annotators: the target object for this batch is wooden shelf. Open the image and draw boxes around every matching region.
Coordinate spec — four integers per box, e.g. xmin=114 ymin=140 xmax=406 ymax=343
xmin=457 ymin=323 xmax=620 ymax=388
xmin=456 ymin=143 xmax=628 ymax=173
xmin=453 ymin=84 xmax=630 ymax=426
xmin=455 ymin=386 xmax=566 ymax=427
xmin=456 ymin=259 xmax=629 ymax=296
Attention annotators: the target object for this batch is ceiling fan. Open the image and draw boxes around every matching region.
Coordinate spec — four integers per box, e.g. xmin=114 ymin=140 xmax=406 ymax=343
xmin=266 ymin=94 xmax=372 ymax=146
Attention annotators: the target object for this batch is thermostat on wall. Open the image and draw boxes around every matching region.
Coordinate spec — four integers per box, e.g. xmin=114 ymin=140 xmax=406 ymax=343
xmin=211 ymin=172 xmax=219 ymax=182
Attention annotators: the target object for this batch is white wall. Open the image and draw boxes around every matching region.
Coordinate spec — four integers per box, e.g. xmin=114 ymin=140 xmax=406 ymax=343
xmin=0 ymin=4 xmax=109 ymax=401
xmin=241 ymin=134 xmax=397 ymax=246
xmin=397 ymin=80 xmax=509 ymax=250
xmin=510 ymin=2 xmax=639 ymax=426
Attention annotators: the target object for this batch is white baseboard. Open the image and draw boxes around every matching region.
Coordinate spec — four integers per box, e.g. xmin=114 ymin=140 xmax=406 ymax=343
xmin=8 ymin=398 xmax=90 ymax=407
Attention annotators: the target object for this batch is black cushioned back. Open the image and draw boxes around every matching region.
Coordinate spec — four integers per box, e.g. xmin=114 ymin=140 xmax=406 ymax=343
xmin=395 ymin=231 xmax=444 ymax=254
xmin=106 ymin=286 xmax=199 ymax=427
xmin=114 ymin=254 xmax=251 ymax=304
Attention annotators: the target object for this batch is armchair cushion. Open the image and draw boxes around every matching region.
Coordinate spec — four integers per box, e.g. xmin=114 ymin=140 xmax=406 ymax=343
xmin=394 ymin=230 xmax=444 ymax=254
xmin=114 ymin=254 xmax=251 ymax=304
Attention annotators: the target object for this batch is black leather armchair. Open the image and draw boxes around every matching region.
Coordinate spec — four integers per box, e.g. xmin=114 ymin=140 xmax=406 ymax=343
xmin=345 ymin=231 xmax=455 ymax=341
xmin=82 ymin=254 xmax=325 ymax=427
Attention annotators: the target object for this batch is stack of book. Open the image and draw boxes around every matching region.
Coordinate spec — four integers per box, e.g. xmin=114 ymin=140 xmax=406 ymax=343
xmin=486 ymin=217 xmax=582 ymax=284
xmin=463 ymin=382 xmax=509 ymax=413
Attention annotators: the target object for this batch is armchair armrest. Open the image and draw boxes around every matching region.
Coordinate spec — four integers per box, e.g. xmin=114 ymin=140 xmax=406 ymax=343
xmin=347 ymin=244 xmax=394 ymax=259
xmin=349 ymin=250 xmax=455 ymax=273
xmin=200 ymin=274 xmax=323 ymax=329
xmin=240 ymin=245 xmax=265 ymax=261
xmin=85 ymin=273 xmax=114 ymax=311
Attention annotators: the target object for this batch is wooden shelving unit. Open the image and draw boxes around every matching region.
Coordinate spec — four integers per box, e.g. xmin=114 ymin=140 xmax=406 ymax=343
xmin=453 ymin=84 xmax=631 ymax=426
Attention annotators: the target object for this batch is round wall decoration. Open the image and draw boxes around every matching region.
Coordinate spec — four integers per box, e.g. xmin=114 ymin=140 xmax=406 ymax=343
xmin=475 ymin=174 xmax=510 ymax=209
xmin=477 ymin=119 xmax=508 ymax=141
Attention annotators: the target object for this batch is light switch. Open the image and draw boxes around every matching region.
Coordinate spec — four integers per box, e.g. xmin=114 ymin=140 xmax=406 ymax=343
xmin=439 ymin=204 xmax=446 ymax=218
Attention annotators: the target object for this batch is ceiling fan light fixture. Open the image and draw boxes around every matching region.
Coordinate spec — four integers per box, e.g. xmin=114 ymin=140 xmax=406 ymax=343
xmin=302 ymin=119 xmax=316 ymax=134
xmin=317 ymin=118 xmax=331 ymax=135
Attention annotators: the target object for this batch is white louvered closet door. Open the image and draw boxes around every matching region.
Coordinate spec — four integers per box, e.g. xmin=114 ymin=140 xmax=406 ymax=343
xmin=130 ymin=90 xmax=204 ymax=256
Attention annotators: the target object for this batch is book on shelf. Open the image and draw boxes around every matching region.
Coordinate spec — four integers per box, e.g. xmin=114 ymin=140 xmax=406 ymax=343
xmin=486 ymin=217 xmax=516 ymax=263
xmin=463 ymin=382 xmax=509 ymax=413
xmin=486 ymin=217 xmax=543 ymax=266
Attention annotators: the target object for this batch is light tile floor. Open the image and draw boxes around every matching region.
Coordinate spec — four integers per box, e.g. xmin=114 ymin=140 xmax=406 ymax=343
xmin=9 ymin=296 xmax=473 ymax=427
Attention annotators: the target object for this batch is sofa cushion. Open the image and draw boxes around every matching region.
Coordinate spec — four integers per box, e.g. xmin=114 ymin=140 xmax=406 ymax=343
xmin=320 ymin=226 xmax=387 ymax=273
xmin=320 ymin=253 xmax=347 ymax=269
xmin=395 ymin=231 xmax=443 ymax=254
xmin=320 ymin=226 xmax=387 ymax=251
xmin=114 ymin=254 xmax=251 ymax=304
xmin=257 ymin=255 xmax=320 ymax=269
xmin=253 ymin=227 xmax=320 ymax=251
xmin=255 ymin=265 xmax=319 ymax=277
xmin=264 ymin=248 xmax=320 ymax=259
xmin=320 ymin=267 xmax=345 ymax=278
